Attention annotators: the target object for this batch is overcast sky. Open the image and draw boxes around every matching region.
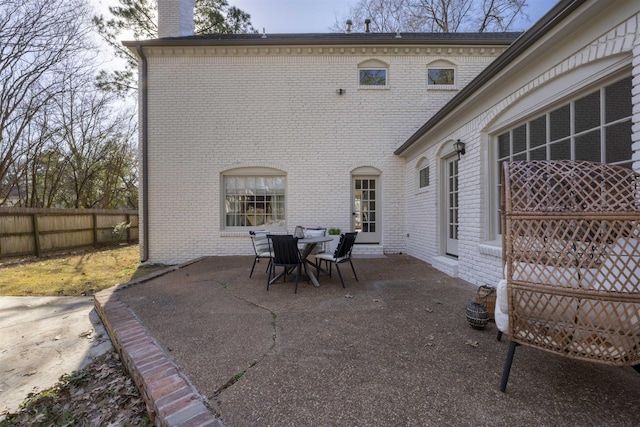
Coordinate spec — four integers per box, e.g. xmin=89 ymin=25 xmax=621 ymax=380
xmin=232 ymin=0 xmax=560 ymax=34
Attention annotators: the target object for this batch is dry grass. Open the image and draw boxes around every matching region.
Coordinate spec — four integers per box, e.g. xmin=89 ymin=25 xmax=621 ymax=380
xmin=0 ymin=244 xmax=169 ymax=296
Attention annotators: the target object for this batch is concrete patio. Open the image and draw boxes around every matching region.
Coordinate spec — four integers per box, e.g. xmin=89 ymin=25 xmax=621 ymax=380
xmin=95 ymin=254 xmax=640 ymax=426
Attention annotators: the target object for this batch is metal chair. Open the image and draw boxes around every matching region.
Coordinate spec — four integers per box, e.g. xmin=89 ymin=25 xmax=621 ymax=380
xmin=314 ymin=232 xmax=358 ymax=288
xmin=249 ymin=230 xmax=272 ymax=278
xmin=303 ymin=227 xmax=327 ymax=254
xmin=267 ymin=234 xmax=309 ymax=293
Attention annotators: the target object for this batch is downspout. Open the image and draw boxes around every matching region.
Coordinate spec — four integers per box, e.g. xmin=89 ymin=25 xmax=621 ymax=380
xmin=136 ymin=45 xmax=149 ymax=262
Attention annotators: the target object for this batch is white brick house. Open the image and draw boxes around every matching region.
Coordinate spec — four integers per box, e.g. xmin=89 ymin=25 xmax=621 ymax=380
xmin=395 ymin=0 xmax=640 ymax=287
xmin=128 ymin=0 xmax=640 ymax=289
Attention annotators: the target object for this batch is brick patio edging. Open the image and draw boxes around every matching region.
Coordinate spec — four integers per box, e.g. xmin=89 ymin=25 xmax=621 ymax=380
xmin=94 ymin=260 xmax=223 ymax=427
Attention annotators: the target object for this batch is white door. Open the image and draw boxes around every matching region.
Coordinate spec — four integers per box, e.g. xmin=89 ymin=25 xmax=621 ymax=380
xmin=352 ymin=176 xmax=380 ymax=244
xmin=445 ymin=157 xmax=459 ymax=257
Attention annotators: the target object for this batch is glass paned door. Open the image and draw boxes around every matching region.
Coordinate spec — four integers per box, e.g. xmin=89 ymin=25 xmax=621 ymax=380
xmin=352 ymin=176 xmax=380 ymax=244
xmin=445 ymin=158 xmax=459 ymax=257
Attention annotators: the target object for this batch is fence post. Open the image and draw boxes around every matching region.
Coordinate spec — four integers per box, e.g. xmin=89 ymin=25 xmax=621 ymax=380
xmin=125 ymin=214 xmax=131 ymax=243
xmin=92 ymin=213 xmax=98 ymax=248
xmin=32 ymin=213 xmax=41 ymax=257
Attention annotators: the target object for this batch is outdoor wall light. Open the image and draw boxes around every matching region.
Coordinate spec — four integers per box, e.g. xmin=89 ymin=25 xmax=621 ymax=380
xmin=337 ymin=88 xmax=346 ymax=95
xmin=453 ymin=139 xmax=466 ymax=160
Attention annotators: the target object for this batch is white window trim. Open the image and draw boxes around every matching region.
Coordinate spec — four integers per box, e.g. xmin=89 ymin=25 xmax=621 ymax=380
xmin=427 ymin=67 xmax=457 ymax=90
xmin=417 ymin=167 xmax=430 ymax=192
xmin=222 ymin=168 xmax=287 ymax=231
xmin=358 ymin=68 xmax=389 ymax=90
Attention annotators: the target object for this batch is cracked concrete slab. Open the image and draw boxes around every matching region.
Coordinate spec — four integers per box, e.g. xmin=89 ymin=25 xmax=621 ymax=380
xmin=115 ymin=255 xmax=640 ymax=426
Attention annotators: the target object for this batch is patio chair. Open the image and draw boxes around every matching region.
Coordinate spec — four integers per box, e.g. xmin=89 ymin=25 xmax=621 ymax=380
xmin=497 ymin=160 xmax=640 ymax=392
xmin=249 ymin=230 xmax=273 ymax=278
xmin=304 ymin=227 xmax=327 ymax=254
xmin=267 ymin=234 xmax=309 ymax=293
xmin=314 ymin=232 xmax=358 ymax=288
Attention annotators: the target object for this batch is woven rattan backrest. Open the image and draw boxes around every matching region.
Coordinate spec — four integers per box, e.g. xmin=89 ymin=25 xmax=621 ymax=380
xmin=501 ymin=160 xmax=640 ymax=365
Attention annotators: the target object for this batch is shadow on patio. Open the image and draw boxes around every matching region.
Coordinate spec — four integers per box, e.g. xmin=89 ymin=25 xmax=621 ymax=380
xmin=98 ymin=255 xmax=640 ymax=426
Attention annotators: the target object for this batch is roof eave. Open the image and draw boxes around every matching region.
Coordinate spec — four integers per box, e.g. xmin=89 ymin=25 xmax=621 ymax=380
xmin=122 ymin=35 xmax=519 ymax=48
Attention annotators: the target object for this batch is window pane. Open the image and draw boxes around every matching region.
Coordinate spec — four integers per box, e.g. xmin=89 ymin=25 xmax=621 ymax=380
xmin=550 ymin=105 xmax=570 ymax=142
xmin=419 ymin=167 xmax=429 ymax=188
xmin=530 ymin=116 xmax=546 ymax=148
xmin=550 ymin=139 xmax=570 ymax=160
xmin=606 ymin=77 xmax=632 ymax=123
xmin=606 ymin=120 xmax=632 ymax=164
xmin=498 ymin=133 xmax=510 ymax=159
xmin=530 ymin=146 xmax=546 ymax=160
xmin=428 ymin=68 xmax=455 ymax=85
xmin=224 ymin=175 xmax=285 ymax=228
xmin=575 ymin=91 xmax=600 ymax=133
xmin=360 ymin=69 xmax=386 ymax=85
xmin=513 ymin=125 xmax=526 ymax=154
xmin=575 ymin=130 xmax=601 ymax=162
xmin=494 ymin=76 xmax=632 ymax=238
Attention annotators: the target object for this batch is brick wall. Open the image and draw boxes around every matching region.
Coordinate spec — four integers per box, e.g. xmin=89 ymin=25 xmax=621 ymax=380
xmin=403 ymin=9 xmax=640 ymax=289
xmin=142 ymin=48 xmax=500 ymax=264
xmin=157 ymin=0 xmax=194 ymax=38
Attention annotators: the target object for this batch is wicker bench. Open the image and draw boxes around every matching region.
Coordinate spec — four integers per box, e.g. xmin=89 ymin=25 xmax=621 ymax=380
xmin=496 ymin=160 xmax=640 ymax=392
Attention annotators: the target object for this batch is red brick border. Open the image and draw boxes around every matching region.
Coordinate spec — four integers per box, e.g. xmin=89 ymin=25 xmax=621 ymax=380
xmin=94 ymin=285 xmax=223 ymax=427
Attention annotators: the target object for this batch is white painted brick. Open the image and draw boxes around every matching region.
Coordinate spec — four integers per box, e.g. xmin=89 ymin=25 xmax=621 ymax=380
xmin=143 ymin=50 xmax=501 ymax=264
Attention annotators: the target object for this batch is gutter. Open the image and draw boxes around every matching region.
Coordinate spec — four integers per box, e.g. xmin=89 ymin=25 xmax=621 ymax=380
xmin=136 ymin=45 xmax=149 ymax=263
xmin=122 ymin=33 xmax=520 ymax=49
xmin=394 ymin=0 xmax=587 ymax=156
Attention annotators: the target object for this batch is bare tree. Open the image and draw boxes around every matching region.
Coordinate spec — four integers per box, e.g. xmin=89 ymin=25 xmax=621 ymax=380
xmin=331 ymin=0 xmax=528 ymax=33
xmin=94 ymin=0 xmax=255 ymax=95
xmin=51 ymin=74 xmax=138 ymax=209
xmin=0 ymin=0 xmax=94 ymax=204
xmin=473 ymin=0 xmax=527 ymax=32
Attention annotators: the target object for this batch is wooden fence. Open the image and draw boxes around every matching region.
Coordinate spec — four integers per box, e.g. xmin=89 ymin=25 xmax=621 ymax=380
xmin=0 ymin=207 xmax=139 ymax=259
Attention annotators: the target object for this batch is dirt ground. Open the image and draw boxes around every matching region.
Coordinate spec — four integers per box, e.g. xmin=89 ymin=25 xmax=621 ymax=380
xmin=1 ymin=349 xmax=149 ymax=426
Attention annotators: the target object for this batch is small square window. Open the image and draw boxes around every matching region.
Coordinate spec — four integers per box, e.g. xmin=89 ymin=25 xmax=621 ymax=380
xmin=419 ymin=166 xmax=430 ymax=188
xmin=360 ymin=69 xmax=387 ymax=86
xmin=428 ymin=68 xmax=455 ymax=86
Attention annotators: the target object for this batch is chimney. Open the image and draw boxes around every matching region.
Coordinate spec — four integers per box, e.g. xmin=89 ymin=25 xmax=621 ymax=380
xmin=364 ymin=19 xmax=371 ymax=33
xmin=158 ymin=0 xmax=194 ymax=38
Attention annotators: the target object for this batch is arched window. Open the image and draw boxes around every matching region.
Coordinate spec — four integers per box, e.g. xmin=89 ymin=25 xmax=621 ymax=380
xmin=426 ymin=60 xmax=457 ymax=90
xmin=416 ymin=157 xmax=430 ymax=189
xmin=358 ymin=59 xmax=389 ymax=88
xmin=491 ymin=76 xmax=633 ymax=236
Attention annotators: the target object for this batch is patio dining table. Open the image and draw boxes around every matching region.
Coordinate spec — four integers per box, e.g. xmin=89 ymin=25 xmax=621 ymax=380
xmin=298 ymin=235 xmax=332 ymax=287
